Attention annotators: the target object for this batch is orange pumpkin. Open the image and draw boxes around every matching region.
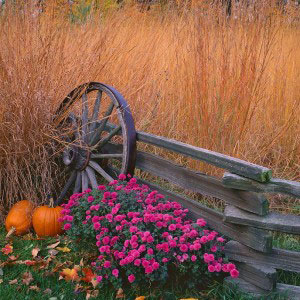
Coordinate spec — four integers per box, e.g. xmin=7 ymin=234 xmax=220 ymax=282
xmin=5 ymin=200 xmax=35 ymax=237
xmin=32 ymin=198 xmax=63 ymax=237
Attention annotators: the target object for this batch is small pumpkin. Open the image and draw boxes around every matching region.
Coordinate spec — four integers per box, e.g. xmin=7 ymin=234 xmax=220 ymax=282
xmin=5 ymin=200 xmax=35 ymax=237
xmin=32 ymin=198 xmax=63 ymax=237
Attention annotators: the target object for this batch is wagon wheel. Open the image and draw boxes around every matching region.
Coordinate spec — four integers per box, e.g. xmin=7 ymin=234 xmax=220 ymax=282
xmin=53 ymin=82 xmax=136 ymax=205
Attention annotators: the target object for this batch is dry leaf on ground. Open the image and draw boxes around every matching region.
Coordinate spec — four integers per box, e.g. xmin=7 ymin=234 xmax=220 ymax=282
xmin=9 ymin=279 xmax=18 ymax=285
xmin=8 ymin=255 xmax=18 ymax=261
xmin=22 ymin=271 xmax=33 ymax=285
xmin=31 ymin=248 xmax=40 ymax=258
xmin=47 ymin=241 xmax=60 ymax=249
xmin=44 ymin=288 xmax=52 ymax=294
xmin=60 ymin=268 xmax=80 ymax=281
xmin=86 ymin=289 xmax=99 ymax=299
xmin=48 ymin=249 xmax=59 ymax=256
xmin=116 ymin=288 xmax=125 ymax=299
xmin=1 ymin=244 xmax=13 ymax=255
xmin=57 ymin=246 xmax=71 ymax=252
xmin=28 ymin=285 xmax=40 ymax=292
xmin=81 ymin=268 xmax=96 ymax=283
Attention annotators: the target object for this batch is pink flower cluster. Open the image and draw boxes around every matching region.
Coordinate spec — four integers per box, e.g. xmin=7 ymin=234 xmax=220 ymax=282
xmin=61 ymin=174 xmax=239 ymax=287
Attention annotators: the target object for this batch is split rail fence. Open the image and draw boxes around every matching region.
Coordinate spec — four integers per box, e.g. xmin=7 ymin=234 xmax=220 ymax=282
xmin=106 ymin=124 xmax=300 ymax=299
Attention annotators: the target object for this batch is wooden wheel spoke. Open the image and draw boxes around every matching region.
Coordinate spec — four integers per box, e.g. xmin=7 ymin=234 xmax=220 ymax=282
xmin=73 ymin=171 xmax=82 ymax=194
xmin=81 ymin=93 xmax=89 ymax=142
xmin=90 ymin=102 xmax=114 ymax=146
xmin=69 ymin=113 xmax=80 ymax=140
xmin=88 ymin=90 xmax=102 ymax=142
xmin=91 ymin=153 xmax=122 ymax=159
xmin=89 ymin=160 xmax=114 ymax=182
xmin=55 ymin=171 xmax=77 ymax=205
xmin=81 ymin=171 xmax=89 ymax=192
xmin=94 ymin=125 xmax=121 ymax=149
xmin=86 ymin=166 xmax=98 ymax=189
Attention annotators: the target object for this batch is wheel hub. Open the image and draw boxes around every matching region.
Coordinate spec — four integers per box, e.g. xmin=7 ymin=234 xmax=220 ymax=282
xmin=62 ymin=142 xmax=91 ymax=171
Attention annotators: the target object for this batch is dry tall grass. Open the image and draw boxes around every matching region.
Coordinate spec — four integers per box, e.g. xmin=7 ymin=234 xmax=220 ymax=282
xmin=0 ymin=1 xmax=299 ymax=211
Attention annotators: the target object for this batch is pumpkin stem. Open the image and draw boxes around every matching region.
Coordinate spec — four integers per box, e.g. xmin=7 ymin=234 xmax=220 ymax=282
xmin=6 ymin=227 xmax=16 ymax=238
xmin=49 ymin=197 xmax=54 ymax=208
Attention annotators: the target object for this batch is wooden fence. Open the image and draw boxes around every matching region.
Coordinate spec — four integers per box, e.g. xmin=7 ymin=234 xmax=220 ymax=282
xmin=105 ymin=123 xmax=300 ymax=298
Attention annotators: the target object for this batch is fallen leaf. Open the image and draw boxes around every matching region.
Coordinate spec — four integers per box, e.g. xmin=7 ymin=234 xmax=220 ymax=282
xmin=22 ymin=233 xmax=34 ymax=240
xmin=60 ymin=268 xmax=79 ymax=281
xmin=47 ymin=241 xmax=60 ymax=249
xmin=0 ymin=279 xmax=3 ymax=284
xmin=90 ymin=278 xmax=98 ymax=289
xmin=28 ymin=285 xmax=40 ymax=292
xmin=31 ymin=248 xmax=40 ymax=258
xmin=179 ymin=299 xmax=198 ymax=300
xmin=44 ymin=288 xmax=52 ymax=294
xmin=86 ymin=290 xmax=99 ymax=299
xmin=74 ymin=283 xmax=83 ymax=293
xmin=1 ymin=244 xmax=13 ymax=255
xmin=116 ymin=288 xmax=124 ymax=299
xmin=81 ymin=268 xmax=96 ymax=283
xmin=80 ymin=258 xmax=84 ymax=266
xmin=38 ymin=258 xmax=51 ymax=270
xmin=86 ymin=291 xmax=91 ymax=300
xmin=24 ymin=260 xmax=36 ymax=266
xmin=22 ymin=272 xmax=33 ymax=285
xmin=9 ymin=279 xmax=18 ymax=285
xmin=9 ymin=255 xmax=18 ymax=261
xmin=48 ymin=249 xmax=59 ymax=256
xmin=52 ymin=262 xmax=67 ymax=273
xmin=135 ymin=297 xmax=145 ymax=300
xmin=57 ymin=247 xmax=71 ymax=253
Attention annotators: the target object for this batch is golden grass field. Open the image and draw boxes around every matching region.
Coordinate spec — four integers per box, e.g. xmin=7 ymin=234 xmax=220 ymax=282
xmin=0 ymin=1 xmax=299 ymax=211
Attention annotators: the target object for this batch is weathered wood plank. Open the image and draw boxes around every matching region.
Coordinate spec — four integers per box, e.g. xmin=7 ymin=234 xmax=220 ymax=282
xmin=224 ymin=205 xmax=300 ymax=235
xmin=225 ymin=277 xmax=270 ymax=296
xmin=135 ymin=150 xmax=269 ymax=215
xmin=223 ymin=172 xmax=300 ymax=198
xmin=225 ymin=278 xmax=300 ymax=299
xmin=133 ymin=178 xmax=272 ymax=253
xmin=234 ymin=262 xmax=277 ymax=291
xmin=277 ymin=283 xmax=300 ymax=300
xmin=104 ymin=123 xmax=272 ymax=183
xmin=225 ymin=241 xmax=300 ymax=273
xmin=103 ymin=142 xmax=269 ymax=215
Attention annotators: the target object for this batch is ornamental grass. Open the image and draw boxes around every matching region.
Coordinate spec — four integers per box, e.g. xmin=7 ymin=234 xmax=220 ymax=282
xmin=0 ymin=1 xmax=299 ymax=213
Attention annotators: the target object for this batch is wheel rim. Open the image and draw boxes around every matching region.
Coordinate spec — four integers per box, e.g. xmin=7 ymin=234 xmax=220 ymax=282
xmin=53 ymin=82 xmax=136 ymax=205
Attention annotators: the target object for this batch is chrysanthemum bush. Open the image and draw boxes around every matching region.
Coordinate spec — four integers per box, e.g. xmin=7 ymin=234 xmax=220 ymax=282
xmin=60 ymin=174 xmax=239 ymax=289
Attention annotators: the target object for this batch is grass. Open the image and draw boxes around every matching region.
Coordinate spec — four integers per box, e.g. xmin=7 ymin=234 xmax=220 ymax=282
xmin=0 ymin=1 xmax=299 ymax=211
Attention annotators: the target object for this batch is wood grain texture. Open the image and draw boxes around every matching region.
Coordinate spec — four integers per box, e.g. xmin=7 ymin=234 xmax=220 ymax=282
xmin=136 ymin=131 xmax=272 ymax=182
xmin=223 ymin=172 xmax=300 ymax=198
xmin=225 ymin=278 xmax=300 ymax=299
xmin=225 ymin=241 xmax=300 ymax=273
xmin=104 ymin=122 xmax=272 ymax=182
xmin=234 ymin=262 xmax=277 ymax=291
xmin=225 ymin=277 xmax=270 ymax=296
xmin=134 ymin=150 xmax=269 ymax=215
xmin=135 ymin=178 xmax=272 ymax=253
xmin=224 ymin=205 xmax=300 ymax=235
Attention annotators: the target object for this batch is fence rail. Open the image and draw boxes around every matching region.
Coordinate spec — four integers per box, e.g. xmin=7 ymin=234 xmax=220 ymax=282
xmin=105 ymin=123 xmax=300 ymax=299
